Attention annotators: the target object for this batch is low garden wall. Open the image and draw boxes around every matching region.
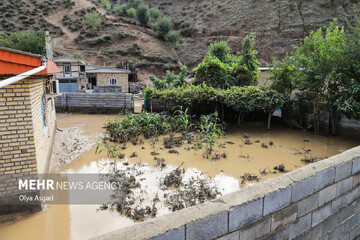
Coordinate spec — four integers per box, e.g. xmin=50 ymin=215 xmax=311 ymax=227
xmin=93 ymin=146 xmax=360 ymax=240
xmin=55 ymin=92 xmax=134 ymax=113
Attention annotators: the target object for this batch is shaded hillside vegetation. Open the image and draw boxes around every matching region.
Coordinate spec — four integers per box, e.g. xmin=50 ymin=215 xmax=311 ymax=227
xmin=1 ymin=0 xmax=359 ymax=82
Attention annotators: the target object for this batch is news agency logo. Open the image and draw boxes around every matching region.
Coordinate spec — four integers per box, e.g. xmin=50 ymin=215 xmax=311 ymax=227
xmin=18 ymin=179 xmax=121 ymax=191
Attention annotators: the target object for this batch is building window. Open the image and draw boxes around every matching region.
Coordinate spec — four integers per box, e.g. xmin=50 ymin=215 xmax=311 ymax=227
xmin=64 ymin=64 xmax=71 ymax=73
xmin=80 ymin=65 xmax=85 ymax=72
xmin=109 ymin=78 xmax=117 ymax=85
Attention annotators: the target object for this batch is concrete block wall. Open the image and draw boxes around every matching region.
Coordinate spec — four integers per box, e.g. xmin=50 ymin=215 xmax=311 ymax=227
xmin=94 ymin=146 xmax=360 ymax=240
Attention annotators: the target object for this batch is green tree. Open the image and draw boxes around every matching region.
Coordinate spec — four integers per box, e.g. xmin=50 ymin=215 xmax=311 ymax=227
xmin=165 ymin=30 xmax=179 ymax=43
xmin=193 ymin=56 xmax=230 ymax=89
xmin=229 ymin=61 xmax=255 ymax=87
xmin=126 ymin=8 xmax=136 ymax=18
xmin=0 ymin=30 xmax=46 ymax=55
xmin=136 ymin=4 xmax=150 ymax=26
xmin=73 ymin=52 xmax=83 ymax=60
xmin=112 ymin=4 xmax=123 ymax=16
xmin=207 ymin=41 xmax=231 ymax=63
xmin=150 ymin=7 xmax=162 ymax=19
xmin=269 ymin=58 xmax=298 ymax=100
xmin=152 ymin=16 xmax=173 ymax=39
xmin=127 ymin=0 xmax=144 ymax=9
xmin=239 ymin=33 xmax=260 ymax=84
xmin=100 ymin=0 xmax=111 ymax=11
xmin=83 ymin=12 xmax=102 ymax=27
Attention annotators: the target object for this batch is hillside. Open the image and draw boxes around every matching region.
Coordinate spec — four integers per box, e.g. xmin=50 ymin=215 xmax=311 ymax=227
xmin=1 ymin=0 xmax=359 ymax=83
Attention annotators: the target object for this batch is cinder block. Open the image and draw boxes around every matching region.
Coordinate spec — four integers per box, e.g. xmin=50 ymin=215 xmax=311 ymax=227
xmin=320 ymin=211 xmax=340 ymax=236
xmin=150 ymin=227 xmax=185 ymax=240
xmin=239 ymin=216 xmax=271 ymax=240
xmin=352 ymin=157 xmax=360 ymax=174
xmin=298 ymin=193 xmax=319 ymax=217
xmin=312 ymin=203 xmax=332 ymax=227
xmin=217 ymin=231 xmax=239 ymax=240
xmin=335 ymin=162 xmax=352 ymax=182
xmin=316 ymin=168 xmax=335 ymax=192
xmin=229 ymin=198 xmax=263 ymax=231
xmin=292 ymin=176 xmax=315 ymax=202
xmin=186 ymin=212 xmax=228 ymax=240
xmin=348 ymin=186 xmax=360 ymax=204
xmin=349 ymin=222 xmax=360 ymax=240
xmin=262 ymin=227 xmax=289 ymax=240
xmin=289 ymin=213 xmax=312 ymax=239
xmin=319 ymin=184 xmax=337 ymax=206
xmin=328 ymin=223 xmax=345 ymax=240
xmin=263 ymin=186 xmax=292 ymax=216
xmin=340 ymin=200 xmax=359 ymax=223
xmin=344 ymin=212 xmax=360 ymax=233
xmin=354 ymin=173 xmax=360 ymax=187
xmin=336 ymin=177 xmax=353 ymax=197
xmin=271 ymin=203 xmax=297 ymax=231
xmin=332 ymin=193 xmax=350 ymax=213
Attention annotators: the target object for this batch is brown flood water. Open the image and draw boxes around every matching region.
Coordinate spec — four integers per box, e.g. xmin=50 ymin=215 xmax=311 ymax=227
xmin=1 ymin=113 xmax=359 ymax=240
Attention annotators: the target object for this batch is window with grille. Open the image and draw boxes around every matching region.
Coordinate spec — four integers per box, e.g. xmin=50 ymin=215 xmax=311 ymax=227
xmin=109 ymin=78 xmax=117 ymax=85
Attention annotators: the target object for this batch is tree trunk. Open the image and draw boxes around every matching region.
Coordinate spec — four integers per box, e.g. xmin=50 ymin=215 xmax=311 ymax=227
xmin=221 ymin=103 xmax=224 ymax=122
xmin=267 ymin=111 xmax=272 ymax=130
xmin=150 ymin=98 xmax=153 ymax=113
xmin=238 ymin=111 xmax=242 ymax=126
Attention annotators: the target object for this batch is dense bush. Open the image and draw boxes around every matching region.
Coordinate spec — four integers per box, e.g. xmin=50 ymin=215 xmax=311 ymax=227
xmin=144 ymin=84 xmax=285 ymax=125
xmin=149 ymin=66 xmax=188 ymax=89
xmin=100 ymin=0 xmax=111 ymax=11
xmin=112 ymin=4 xmax=123 ymax=16
xmin=127 ymin=0 xmax=144 ymax=10
xmin=83 ymin=12 xmax=102 ymax=27
xmin=152 ymin=16 xmax=173 ymax=39
xmin=126 ymin=8 xmax=136 ymax=18
xmin=164 ymin=30 xmax=179 ymax=43
xmin=207 ymin=41 xmax=232 ymax=64
xmin=193 ymin=56 xmax=230 ymax=89
xmin=270 ymin=15 xmax=360 ymax=134
xmin=136 ymin=3 xmax=149 ymax=26
xmin=193 ymin=35 xmax=259 ymax=89
xmin=105 ymin=112 xmax=171 ymax=141
xmin=0 ymin=30 xmax=46 ymax=55
xmin=150 ymin=7 xmax=161 ymax=19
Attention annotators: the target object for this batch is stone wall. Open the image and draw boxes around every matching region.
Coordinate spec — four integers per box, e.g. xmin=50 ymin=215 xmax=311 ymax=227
xmin=97 ymin=73 xmax=129 ymax=93
xmin=94 ymin=146 xmax=360 ymax=240
xmin=0 ymin=77 xmax=56 ymax=214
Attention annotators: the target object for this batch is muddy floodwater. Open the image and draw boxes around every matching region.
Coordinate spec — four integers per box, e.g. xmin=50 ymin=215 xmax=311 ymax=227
xmin=1 ymin=113 xmax=359 ymax=240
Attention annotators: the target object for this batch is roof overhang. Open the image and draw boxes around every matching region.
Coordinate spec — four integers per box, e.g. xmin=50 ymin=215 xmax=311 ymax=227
xmin=0 ymin=47 xmax=60 ymax=76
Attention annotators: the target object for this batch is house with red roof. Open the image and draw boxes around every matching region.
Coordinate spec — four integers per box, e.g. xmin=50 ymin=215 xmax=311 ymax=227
xmin=0 ymin=46 xmax=60 ymax=214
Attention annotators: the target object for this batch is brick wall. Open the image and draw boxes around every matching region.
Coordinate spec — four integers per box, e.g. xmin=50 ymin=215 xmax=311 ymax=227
xmin=97 ymin=73 xmax=129 ymax=93
xmin=0 ymin=77 xmax=56 ymax=205
xmin=94 ymin=146 xmax=360 ymax=240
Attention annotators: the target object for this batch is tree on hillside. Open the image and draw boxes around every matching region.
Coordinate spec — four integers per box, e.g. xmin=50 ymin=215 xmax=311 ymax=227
xmin=152 ymin=16 xmax=173 ymax=39
xmin=136 ymin=4 xmax=150 ymax=26
xmin=101 ymin=0 xmax=111 ymax=11
xmin=0 ymin=30 xmax=46 ymax=55
xmin=150 ymin=7 xmax=162 ymax=19
xmin=127 ymin=0 xmax=144 ymax=9
xmin=83 ymin=12 xmax=102 ymax=28
xmin=112 ymin=4 xmax=123 ymax=16
xmin=127 ymin=8 xmax=136 ymax=18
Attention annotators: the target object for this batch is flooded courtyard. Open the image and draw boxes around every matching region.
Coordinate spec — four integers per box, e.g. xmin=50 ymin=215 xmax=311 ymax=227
xmin=0 ymin=113 xmax=359 ymax=240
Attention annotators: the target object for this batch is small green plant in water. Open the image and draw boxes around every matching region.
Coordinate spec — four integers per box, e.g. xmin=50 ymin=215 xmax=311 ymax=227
xmin=197 ymin=112 xmax=224 ymax=159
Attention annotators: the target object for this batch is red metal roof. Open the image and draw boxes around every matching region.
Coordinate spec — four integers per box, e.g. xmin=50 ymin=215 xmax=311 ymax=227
xmin=0 ymin=47 xmax=60 ymax=75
